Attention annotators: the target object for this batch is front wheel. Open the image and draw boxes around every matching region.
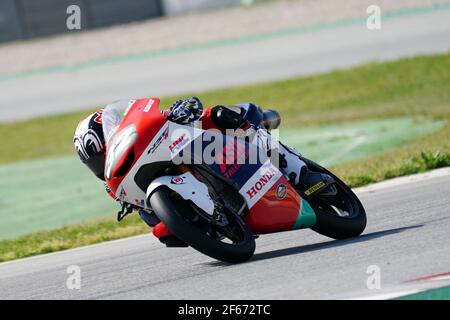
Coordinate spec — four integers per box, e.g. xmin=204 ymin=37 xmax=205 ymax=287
xmin=149 ymin=187 xmax=255 ymax=263
xmin=301 ymin=158 xmax=367 ymax=240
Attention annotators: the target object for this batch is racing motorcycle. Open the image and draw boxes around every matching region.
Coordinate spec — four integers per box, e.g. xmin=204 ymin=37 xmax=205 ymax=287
xmin=103 ymin=98 xmax=366 ymax=263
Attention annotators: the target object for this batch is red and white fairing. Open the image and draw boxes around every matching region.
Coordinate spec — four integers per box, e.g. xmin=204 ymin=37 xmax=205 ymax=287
xmin=104 ymin=98 xmax=312 ymax=235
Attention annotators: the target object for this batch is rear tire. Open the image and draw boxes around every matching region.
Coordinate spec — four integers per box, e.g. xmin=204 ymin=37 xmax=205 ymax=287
xmin=149 ymin=187 xmax=255 ymax=263
xmin=302 ymin=158 xmax=367 ymax=240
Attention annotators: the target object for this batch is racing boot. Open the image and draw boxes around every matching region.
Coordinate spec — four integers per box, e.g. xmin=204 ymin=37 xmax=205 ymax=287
xmin=278 ymin=142 xmax=333 ymax=198
xmin=152 ymin=221 xmax=189 ymax=248
xmin=161 ymin=235 xmax=189 ymax=248
xmin=140 ymin=210 xmax=188 ymax=248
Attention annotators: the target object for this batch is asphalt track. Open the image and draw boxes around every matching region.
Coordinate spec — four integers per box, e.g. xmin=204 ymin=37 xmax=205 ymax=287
xmin=1 ymin=5 xmax=450 ymax=122
xmin=0 ymin=168 xmax=449 ymax=299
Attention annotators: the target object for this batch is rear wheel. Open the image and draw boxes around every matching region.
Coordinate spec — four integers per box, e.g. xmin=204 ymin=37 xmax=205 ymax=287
xmin=301 ymin=158 xmax=367 ymax=239
xmin=149 ymin=187 xmax=255 ymax=263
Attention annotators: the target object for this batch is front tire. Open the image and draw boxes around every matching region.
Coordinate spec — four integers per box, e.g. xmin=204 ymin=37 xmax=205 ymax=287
xmin=149 ymin=187 xmax=255 ymax=263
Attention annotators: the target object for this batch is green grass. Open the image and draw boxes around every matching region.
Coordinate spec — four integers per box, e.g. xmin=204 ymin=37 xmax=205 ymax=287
xmin=0 ymin=214 xmax=149 ymax=262
xmin=342 ymin=151 xmax=450 ymax=187
xmin=1 ymin=52 xmax=449 ymax=262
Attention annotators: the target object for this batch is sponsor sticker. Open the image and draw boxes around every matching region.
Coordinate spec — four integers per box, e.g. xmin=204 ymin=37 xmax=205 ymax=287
xmin=276 ymin=183 xmax=287 ymax=200
xmin=134 ymin=199 xmax=145 ymax=207
xmin=118 ymin=187 xmax=127 ymax=201
xmin=93 ymin=110 xmax=103 ymax=124
xmin=169 ymin=133 xmax=190 ymax=154
xmin=304 ymin=181 xmax=325 ymax=196
xmin=239 ymin=160 xmax=283 ymax=208
xmin=148 ymin=126 xmax=169 ymax=154
xmin=143 ymin=99 xmax=154 ymax=112
xmin=216 ymin=139 xmax=249 ymax=178
xmin=245 ymin=167 xmax=278 ymax=200
xmin=171 ymin=177 xmax=185 ymax=185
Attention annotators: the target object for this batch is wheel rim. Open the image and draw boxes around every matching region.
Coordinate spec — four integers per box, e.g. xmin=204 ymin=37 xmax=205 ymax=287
xmin=309 ymin=181 xmax=359 ymax=219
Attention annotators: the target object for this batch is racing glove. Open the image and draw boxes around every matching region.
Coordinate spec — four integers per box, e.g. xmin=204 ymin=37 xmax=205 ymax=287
xmin=167 ymin=97 xmax=203 ymax=125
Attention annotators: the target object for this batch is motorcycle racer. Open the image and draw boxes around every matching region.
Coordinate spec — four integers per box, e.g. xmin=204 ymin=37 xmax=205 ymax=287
xmin=73 ymin=97 xmax=331 ymax=247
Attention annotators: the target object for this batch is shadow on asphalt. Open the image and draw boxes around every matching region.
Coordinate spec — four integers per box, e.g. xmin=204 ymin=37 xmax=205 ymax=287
xmin=204 ymin=225 xmax=423 ymax=267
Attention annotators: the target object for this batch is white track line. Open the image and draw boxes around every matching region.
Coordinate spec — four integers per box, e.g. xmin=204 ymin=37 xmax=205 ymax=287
xmin=350 ymin=289 xmax=423 ymax=300
xmin=354 ymin=167 xmax=450 ymax=194
xmin=0 ymin=233 xmax=153 ymax=267
xmin=348 ymin=270 xmax=450 ymax=300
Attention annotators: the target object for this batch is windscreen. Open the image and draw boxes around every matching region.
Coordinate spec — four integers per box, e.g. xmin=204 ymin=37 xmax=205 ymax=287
xmin=102 ymin=100 xmax=134 ymax=144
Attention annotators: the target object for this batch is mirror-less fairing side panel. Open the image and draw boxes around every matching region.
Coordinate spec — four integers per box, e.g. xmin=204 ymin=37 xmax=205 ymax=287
xmin=146 ymin=172 xmax=215 ymax=216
